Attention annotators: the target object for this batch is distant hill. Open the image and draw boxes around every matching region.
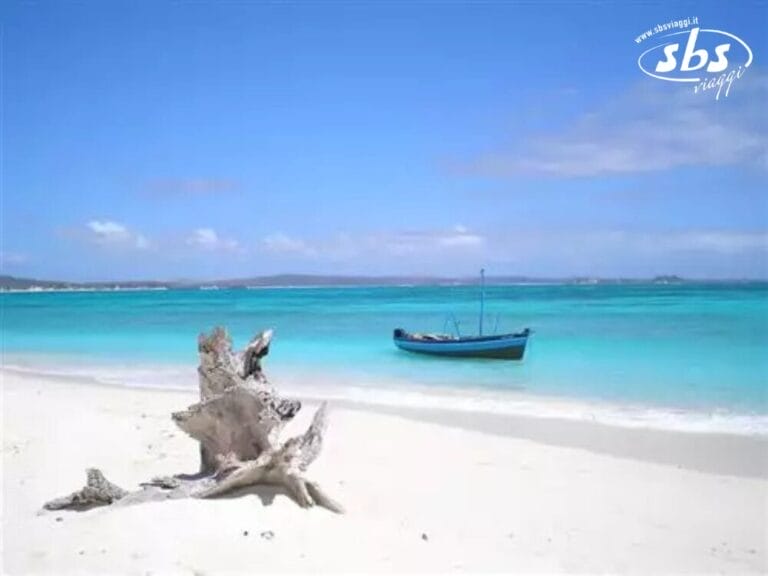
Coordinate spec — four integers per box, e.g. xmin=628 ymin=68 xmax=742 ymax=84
xmin=215 ymin=274 xmax=469 ymax=287
xmin=0 ymin=273 xmax=564 ymax=290
xmin=652 ymin=275 xmax=685 ymax=284
xmin=0 ymin=275 xmax=173 ymax=290
xmin=0 ymin=275 xmax=74 ymax=290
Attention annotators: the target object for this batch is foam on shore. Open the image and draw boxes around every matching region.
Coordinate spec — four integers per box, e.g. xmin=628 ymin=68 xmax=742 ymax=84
xmin=3 ymin=354 xmax=767 ymax=437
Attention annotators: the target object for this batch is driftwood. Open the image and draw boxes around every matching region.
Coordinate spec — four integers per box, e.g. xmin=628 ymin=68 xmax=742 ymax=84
xmin=44 ymin=327 xmax=343 ymax=513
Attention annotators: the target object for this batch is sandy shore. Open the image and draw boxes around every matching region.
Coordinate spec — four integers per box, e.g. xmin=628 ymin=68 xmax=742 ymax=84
xmin=2 ymin=370 xmax=766 ymax=574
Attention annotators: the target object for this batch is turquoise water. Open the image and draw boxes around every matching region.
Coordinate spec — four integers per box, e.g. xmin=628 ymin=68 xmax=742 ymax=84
xmin=1 ymin=284 xmax=767 ymax=414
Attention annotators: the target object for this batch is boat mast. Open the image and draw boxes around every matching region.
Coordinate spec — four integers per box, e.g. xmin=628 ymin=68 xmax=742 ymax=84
xmin=479 ymin=268 xmax=485 ymax=336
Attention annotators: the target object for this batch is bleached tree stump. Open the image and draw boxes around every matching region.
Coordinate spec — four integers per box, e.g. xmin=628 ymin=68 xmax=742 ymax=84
xmin=43 ymin=328 xmax=343 ymax=514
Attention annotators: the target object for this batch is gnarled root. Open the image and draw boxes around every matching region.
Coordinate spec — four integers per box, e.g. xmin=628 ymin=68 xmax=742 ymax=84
xmin=43 ymin=469 xmax=128 ymax=511
xmin=42 ymin=328 xmax=343 ymax=515
xmin=43 ymin=404 xmax=343 ymax=514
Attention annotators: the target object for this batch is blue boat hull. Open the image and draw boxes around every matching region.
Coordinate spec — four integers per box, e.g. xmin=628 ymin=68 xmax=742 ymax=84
xmin=393 ymin=329 xmax=530 ymax=360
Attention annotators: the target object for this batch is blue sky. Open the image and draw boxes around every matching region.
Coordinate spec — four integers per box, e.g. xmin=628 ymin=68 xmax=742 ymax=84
xmin=2 ymin=1 xmax=766 ymax=280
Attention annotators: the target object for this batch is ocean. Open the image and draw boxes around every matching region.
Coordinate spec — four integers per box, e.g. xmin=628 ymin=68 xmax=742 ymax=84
xmin=2 ymin=283 xmax=767 ymax=433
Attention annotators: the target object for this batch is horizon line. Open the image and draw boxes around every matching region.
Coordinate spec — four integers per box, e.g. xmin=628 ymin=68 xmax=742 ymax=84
xmin=2 ymin=272 xmax=767 ymax=287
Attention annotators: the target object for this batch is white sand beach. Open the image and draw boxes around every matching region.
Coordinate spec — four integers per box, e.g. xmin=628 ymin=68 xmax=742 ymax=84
xmin=2 ymin=369 xmax=767 ymax=574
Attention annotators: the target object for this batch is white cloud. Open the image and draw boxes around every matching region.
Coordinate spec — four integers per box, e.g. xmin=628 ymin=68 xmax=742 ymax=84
xmin=634 ymin=231 xmax=768 ymax=254
xmin=258 ymin=226 xmax=485 ymax=260
xmin=88 ymin=220 xmax=129 ymax=241
xmin=186 ymin=228 xmax=239 ymax=252
xmin=479 ymin=228 xmax=768 ymax=278
xmin=490 ymin=229 xmax=768 ymax=255
xmin=438 ymin=225 xmax=484 ymax=247
xmin=86 ymin=220 xmax=150 ymax=250
xmin=261 ymin=233 xmax=316 ymax=256
xmin=65 ymin=219 xmax=767 ymax=278
xmin=463 ymin=73 xmax=768 ymax=177
xmin=252 ymin=227 xmax=765 ymax=277
xmin=379 ymin=226 xmax=485 ymax=254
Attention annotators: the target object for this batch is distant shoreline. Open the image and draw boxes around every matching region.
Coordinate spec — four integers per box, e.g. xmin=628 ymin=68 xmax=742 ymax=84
xmin=2 ymin=273 xmax=767 ymax=292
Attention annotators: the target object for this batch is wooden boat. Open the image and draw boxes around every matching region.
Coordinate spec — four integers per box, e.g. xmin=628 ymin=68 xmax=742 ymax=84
xmin=393 ymin=327 xmax=531 ymax=359
xmin=393 ymin=269 xmax=532 ymax=360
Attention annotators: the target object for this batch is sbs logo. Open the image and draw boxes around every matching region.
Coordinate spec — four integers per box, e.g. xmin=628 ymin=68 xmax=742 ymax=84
xmin=637 ymin=27 xmax=753 ymax=99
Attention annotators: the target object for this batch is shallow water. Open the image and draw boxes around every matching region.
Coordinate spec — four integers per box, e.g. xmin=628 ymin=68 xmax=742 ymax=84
xmin=2 ymin=284 xmax=766 ymax=421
